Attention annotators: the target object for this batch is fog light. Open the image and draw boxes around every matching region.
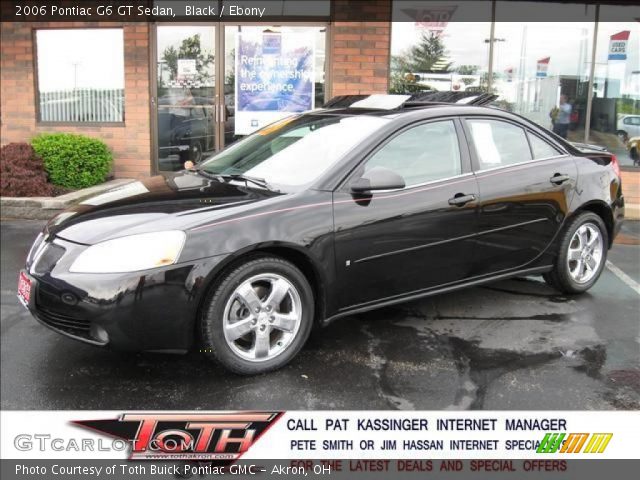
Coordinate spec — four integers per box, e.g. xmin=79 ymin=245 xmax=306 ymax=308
xmin=61 ymin=292 xmax=77 ymax=305
xmin=90 ymin=325 xmax=109 ymax=344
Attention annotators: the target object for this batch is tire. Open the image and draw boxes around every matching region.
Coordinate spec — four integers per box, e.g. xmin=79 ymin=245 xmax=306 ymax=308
xmin=543 ymin=212 xmax=608 ymax=294
xmin=200 ymin=256 xmax=314 ymax=375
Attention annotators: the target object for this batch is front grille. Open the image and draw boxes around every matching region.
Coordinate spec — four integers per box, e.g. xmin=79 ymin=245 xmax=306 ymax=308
xmin=36 ymin=306 xmax=92 ymax=339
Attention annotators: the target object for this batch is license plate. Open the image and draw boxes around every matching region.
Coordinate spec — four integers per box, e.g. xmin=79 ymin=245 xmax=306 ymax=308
xmin=17 ymin=271 xmax=32 ymax=308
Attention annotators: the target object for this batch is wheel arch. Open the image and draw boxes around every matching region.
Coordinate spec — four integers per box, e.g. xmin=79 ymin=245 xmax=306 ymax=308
xmin=572 ymin=200 xmax=614 ymax=248
xmin=194 ymin=242 xmax=328 ymax=343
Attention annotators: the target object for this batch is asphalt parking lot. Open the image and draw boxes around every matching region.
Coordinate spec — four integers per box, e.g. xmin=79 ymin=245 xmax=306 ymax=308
xmin=1 ymin=220 xmax=639 ymax=410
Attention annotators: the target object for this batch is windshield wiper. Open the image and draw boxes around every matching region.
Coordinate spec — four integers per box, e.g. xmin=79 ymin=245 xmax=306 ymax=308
xmin=221 ymin=174 xmax=275 ymax=191
xmin=195 ymin=169 xmax=276 ymax=191
xmin=192 ymin=168 xmax=227 ymax=183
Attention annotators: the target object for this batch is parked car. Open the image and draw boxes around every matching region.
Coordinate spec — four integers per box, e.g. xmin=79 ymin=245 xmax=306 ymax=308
xmin=616 ymin=115 xmax=640 ymax=142
xmin=157 ymin=95 xmax=216 ymax=171
xmin=19 ymin=93 xmax=625 ymax=374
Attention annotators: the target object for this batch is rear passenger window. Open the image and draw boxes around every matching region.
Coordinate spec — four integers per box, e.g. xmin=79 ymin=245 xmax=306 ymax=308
xmin=528 ymin=133 xmax=561 ymax=159
xmin=364 ymin=120 xmax=461 ymax=187
xmin=467 ymin=119 xmax=532 ymax=169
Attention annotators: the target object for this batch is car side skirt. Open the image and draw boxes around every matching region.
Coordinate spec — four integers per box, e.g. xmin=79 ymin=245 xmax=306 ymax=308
xmin=322 ymin=265 xmax=553 ymax=325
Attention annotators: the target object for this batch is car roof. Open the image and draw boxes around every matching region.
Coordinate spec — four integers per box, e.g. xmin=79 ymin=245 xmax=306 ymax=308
xmin=310 ymin=93 xmax=558 ymax=133
xmin=323 ymin=91 xmax=497 ymax=108
xmin=311 ymin=92 xmax=506 ymax=120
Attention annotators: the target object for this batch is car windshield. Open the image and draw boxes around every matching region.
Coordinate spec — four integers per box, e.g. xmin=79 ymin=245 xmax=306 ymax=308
xmin=198 ymin=114 xmax=388 ymax=192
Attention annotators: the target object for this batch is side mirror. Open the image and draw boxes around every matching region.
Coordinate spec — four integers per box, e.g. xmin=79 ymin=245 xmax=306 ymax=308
xmin=351 ymin=167 xmax=405 ymax=193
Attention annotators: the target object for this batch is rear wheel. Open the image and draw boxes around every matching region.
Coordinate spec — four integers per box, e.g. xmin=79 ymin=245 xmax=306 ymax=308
xmin=543 ymin=212 xmax=608 ymax=294
xmin=200 ymin=256 xmax=314 ymax=375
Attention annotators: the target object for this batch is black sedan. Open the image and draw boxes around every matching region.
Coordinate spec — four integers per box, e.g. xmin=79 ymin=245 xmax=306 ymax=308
xmin=19 ymin=94 xmax=625 ymax=374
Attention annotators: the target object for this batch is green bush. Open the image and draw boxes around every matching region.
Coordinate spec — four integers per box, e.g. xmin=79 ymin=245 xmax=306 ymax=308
xmin=31 ymin=133 xmax=112 ymax=189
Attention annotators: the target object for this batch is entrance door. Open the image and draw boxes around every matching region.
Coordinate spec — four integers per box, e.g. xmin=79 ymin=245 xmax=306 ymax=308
xmin=154 ymin=25 xmax=218 ymax=172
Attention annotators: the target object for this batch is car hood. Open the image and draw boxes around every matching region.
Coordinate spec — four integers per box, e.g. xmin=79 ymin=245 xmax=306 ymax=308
xmin=46 ymin=172 xmax=281 ymax=245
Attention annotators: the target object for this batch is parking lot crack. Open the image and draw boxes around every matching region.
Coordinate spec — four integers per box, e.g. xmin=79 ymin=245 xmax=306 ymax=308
xmin=361 ymin=323 xmax=416 ymax=410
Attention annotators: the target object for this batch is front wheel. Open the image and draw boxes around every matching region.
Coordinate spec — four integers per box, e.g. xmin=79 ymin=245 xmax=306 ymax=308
xmin=543 ymin=212 xmax=608 ymax=294
xmin=200 ymin=256 xmax=314 ymax=375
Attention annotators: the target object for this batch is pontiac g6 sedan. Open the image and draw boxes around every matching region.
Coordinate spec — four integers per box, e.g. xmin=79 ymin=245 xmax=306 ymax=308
xmin=19 ymin=94 xmax=624 ymax=374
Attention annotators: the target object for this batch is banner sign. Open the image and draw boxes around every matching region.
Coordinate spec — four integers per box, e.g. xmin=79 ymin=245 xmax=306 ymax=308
xmin=3 ymin=411 xmax=639 ymax=460
xmin=235 ymin=30 xmax=315 ymax=135
xmin=408 ymin=6 xmax=458 ymax=35
xmin=608 ymin=30 xmax=630 ymax=61
xmin=536 ymin=57 xmax=550 ymax=78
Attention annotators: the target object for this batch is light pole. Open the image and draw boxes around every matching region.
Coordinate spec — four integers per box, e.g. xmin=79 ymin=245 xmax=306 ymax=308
xmin=484 ymin=37 xmax=505 ymax=92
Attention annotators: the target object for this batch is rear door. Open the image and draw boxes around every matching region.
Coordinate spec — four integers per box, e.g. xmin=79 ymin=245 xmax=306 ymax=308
xmin=463 ymin=117 xmax=578 ymax=276
xmin=333 ymin=118 xmax=480 ymax=310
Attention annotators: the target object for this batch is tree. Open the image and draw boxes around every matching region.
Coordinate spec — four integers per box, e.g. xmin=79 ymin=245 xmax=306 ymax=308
xmin=162 ymin=34 xmax=214 ymax=84
xmin=404 ymin=32 xmax=452 ymax=73
xmin=455 ymin=65 xmax=479 ymax=88
xmin=388 ymin=31 xmax=451 ymax=94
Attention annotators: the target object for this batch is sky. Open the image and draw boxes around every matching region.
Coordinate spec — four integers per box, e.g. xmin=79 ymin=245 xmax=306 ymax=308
xmin=36 ymin=29 xmax=124 ymax=92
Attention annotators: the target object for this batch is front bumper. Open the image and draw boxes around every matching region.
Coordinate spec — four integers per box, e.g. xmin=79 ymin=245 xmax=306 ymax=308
xmin=25 ymin=236 xmax=226 ymax=352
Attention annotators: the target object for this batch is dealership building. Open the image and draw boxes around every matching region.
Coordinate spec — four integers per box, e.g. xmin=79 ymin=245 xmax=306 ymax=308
xmin=1 ymin=0 xmax=638 ymax=182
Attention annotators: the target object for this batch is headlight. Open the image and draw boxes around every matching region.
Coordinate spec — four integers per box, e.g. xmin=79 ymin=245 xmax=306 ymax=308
xmin=69 ymin=231 xmax=186 ymax=273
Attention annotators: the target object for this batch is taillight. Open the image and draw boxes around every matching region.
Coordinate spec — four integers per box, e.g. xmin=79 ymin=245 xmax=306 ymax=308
xmin=610 ymin=154 xmax=621 ymax=178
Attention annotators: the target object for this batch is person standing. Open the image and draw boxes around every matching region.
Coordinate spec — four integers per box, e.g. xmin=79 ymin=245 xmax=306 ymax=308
xmin=552 ymin=94 xmax=572 ymax=139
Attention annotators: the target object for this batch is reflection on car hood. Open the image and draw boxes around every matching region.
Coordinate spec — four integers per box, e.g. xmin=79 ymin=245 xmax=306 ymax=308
xmin=46 ymin=172 xmax=280 ymax=245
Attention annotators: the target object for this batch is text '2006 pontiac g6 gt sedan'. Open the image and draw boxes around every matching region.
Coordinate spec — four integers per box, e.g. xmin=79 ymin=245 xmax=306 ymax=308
xmin=18 ymin=94 xmax=624 ymax=374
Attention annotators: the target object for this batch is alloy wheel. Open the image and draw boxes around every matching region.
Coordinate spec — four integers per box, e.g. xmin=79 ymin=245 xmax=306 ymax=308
xmin=223 ymin=274 xmax=302 ymax=362
xmin=567 ymin=223 xmax=604 ymax=284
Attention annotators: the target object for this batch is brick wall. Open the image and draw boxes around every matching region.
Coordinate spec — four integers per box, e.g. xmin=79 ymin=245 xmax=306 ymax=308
xmin=0 ymin=22 xmax=152 ymax=179
xmin=329 ymin=0 xmax=391 ymax=96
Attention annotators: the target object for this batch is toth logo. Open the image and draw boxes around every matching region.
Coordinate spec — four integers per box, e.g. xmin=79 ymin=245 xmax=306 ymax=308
xmin=74 ymin=412 xmax=282 ymax=460
xmin=537 ymin=433 xmax=613 ymax=454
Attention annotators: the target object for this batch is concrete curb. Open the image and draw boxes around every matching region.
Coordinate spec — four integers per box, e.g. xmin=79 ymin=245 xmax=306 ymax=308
xmin=0 ymin=179 xmax=134 ymax=220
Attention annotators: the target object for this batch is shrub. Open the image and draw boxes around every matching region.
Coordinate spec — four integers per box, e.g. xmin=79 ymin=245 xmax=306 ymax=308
xmin=0 ymin=143 xmax=55 ymax=197
xmin=31 ymin=133 xmax=112 ymax=189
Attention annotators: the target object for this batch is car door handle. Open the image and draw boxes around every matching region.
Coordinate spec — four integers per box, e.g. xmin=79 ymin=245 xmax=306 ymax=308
xmin=448 ymin=193 xmax=476 ymax=206
xmin=550 ymin=173 xmax=571 ymax=185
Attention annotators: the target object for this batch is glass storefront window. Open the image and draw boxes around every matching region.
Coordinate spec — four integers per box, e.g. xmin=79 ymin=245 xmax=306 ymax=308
xmin=390 ymin=1 xmax=492 ymax=95
xmin=36 ymin=29 xmax=124 ymax=123
xmin=156 ymin=26 xmax=216 ymax=171
xmin=492 ymin=3 xmax=596 ymax=142
xmin=224 ymin=25 xmax=327 ymax=146
xmin=589 ymin=6 xmax=640 ymax=167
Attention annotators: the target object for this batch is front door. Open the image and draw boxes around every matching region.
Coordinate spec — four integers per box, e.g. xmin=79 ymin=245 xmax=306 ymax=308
xmin=333 ymin=119 xmax=480 ymax=311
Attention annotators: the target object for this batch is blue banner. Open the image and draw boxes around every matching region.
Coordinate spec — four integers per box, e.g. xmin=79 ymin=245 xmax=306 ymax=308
xmin=235 ymin=30 xmax=315 ymax=135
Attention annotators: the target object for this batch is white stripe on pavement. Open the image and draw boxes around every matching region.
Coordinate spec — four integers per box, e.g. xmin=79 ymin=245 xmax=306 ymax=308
xmin=606 ymin=260 xmax=640 ymax=296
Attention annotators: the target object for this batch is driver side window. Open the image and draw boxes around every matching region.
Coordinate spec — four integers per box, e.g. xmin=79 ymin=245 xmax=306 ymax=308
xmin=364 ymin=120 xmax=462 ymax=187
